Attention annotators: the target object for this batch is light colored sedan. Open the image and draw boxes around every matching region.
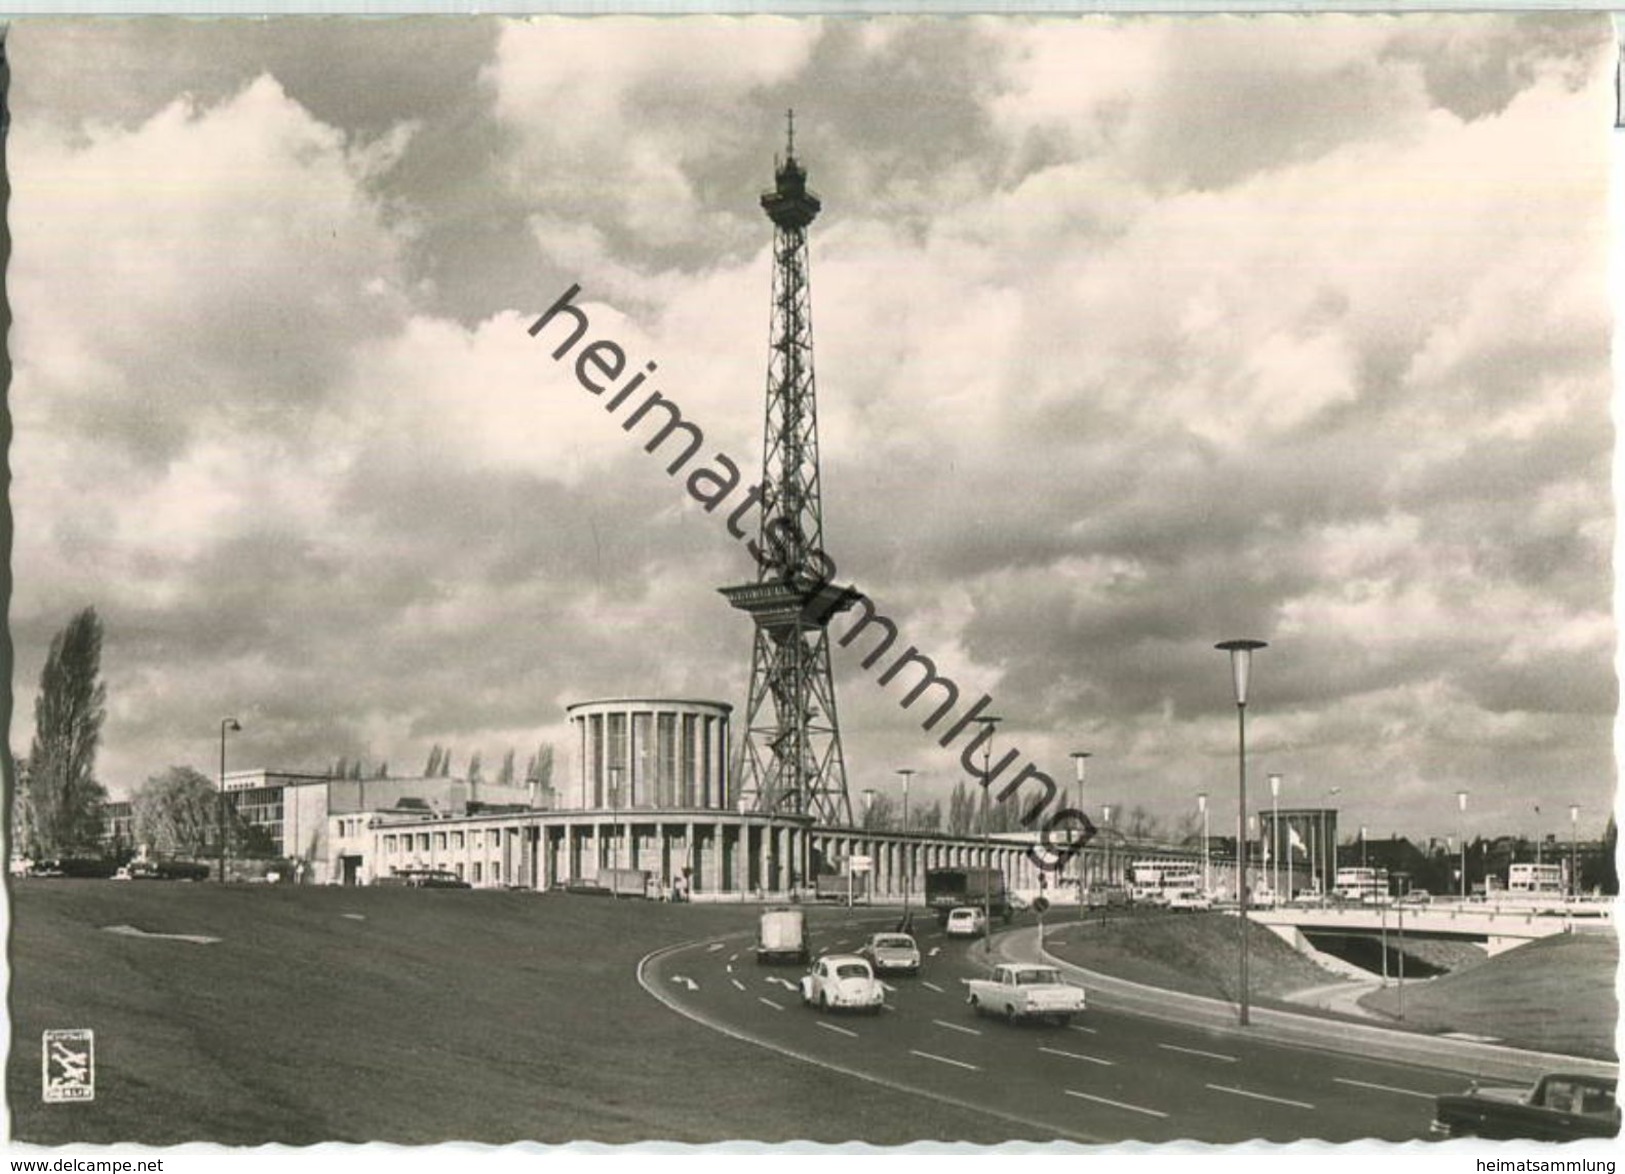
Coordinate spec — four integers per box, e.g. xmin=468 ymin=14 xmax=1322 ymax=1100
xmin=859 ymin=933 xmax=921 ymax=975
xmin=945 ymin=906 xmax=988 ymax=938
xmin=800 ymin=954 xmax=886 ymax=1013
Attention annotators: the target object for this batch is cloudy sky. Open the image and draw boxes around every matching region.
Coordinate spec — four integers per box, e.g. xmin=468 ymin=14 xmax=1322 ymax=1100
xmin=7 ymin=14 xmax=1617 ymax=844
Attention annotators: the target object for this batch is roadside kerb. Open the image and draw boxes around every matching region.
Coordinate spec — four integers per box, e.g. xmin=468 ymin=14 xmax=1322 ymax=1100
xmin=989 ymin=926 xmax=1618 ymax=1087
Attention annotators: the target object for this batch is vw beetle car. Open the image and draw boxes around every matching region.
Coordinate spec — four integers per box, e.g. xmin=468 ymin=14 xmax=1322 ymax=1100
xmin=800 ymin=954 xmax=886 ymax=1013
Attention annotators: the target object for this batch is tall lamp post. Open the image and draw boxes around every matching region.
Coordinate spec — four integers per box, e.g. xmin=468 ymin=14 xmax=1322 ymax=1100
xmin=1568 ymin=804 xmax=1580 ymax=902
xmin=1321 ymin=786 xmax=1342 ymax=897
xmin=1197 ymin=792 xmax=1210 ymax=896
xmin=1102 ymin=804 xmax=1114 ymax=894
xmin=897 ymin=769 xmax=914 ymax=913
xmin=861 ymin=789 xmax=878 ymax=908
xmin=1217 ymin=638 xmax=1267 ymax=1028
xmin=1070 ymin=751 xmax=1091 ymax=918
xmin=1268 ymin=773 xmax=1281 ymax=903
xmin=1455 ymin=790 xmax=1468 ymax=902
xmin=217 ymin=717 xmax=241 ymax=884
xmin=609 ymin=765 xmax=623 ymax=900
xmin=976 ymin=716 xmax=1003 ymax=955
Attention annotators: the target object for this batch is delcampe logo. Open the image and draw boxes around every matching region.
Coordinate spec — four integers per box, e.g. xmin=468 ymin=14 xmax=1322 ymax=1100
xmin=42 ymin=1029 xmax=95 ymax=1103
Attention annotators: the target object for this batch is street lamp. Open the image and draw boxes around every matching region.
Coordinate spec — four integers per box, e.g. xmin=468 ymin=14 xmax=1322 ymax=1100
xmin=1268 ymin=773 xmax=1281 ymax=904
xmin=1456 ymin=790 xmax=1468 ymax=902
xmin=1322 ymin=786 xmax=1342 ymax=898
xmin=1569 ymin=804 xmax=1580 ymax=902
xmin=1071 ymin=751 xmax=1091 ymax=918
xmin=1197 ymin=792 xmax=1210 ymax=897
xmin=1216 ymin=638 xmax=1267 ymax=1027
xmin=896 ymin=769 xmax=914 ymax=913
xmin=1101 ymin=803 xmax=1113 ymax=894
xmin=217 ymin=718 xmax=241 ymax=884
xmin=976 ymin=716 xmax=1003 ymax=955
xmin=609 ymin=765 xmax=623 ymax=900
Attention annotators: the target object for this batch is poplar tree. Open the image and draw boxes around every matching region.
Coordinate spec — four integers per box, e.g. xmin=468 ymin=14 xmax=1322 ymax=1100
xmin=26 ymin=608 xmax=108 ymax=855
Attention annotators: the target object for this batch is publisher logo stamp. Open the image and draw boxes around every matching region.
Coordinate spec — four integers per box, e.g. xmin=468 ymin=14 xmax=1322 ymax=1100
xmin=42 ymin=1029 xmax=94 ymax=1103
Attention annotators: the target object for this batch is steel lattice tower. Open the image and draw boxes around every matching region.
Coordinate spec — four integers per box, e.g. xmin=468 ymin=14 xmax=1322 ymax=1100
xmin=721 ymin=115 xmax=855 ymax=826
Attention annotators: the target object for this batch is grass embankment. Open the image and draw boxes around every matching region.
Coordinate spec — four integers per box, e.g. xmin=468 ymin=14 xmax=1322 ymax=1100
xmin=1044 ymin=911 xmax=1333 ymax=1002
xmin=1044 ymin=911 xmax=1618 ymax=1061
xmin=1358 ymin=932 xmax=1618 ymax=1061
xmin=5 ymin=881 xmax=1023 ymax=1147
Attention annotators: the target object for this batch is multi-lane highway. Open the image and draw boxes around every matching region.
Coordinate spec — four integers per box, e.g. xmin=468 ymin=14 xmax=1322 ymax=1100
xmin=640 ymin=909 xmax=1483 ymax=1143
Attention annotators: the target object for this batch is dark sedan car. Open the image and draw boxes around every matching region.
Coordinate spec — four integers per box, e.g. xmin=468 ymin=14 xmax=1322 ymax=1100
xmin=1430 ymin=1073 xmax=1619 ymax=1141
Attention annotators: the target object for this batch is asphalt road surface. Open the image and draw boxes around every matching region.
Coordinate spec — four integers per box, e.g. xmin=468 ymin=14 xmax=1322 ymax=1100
xmin=641 ymin=910 xmax=1473 ymax=1143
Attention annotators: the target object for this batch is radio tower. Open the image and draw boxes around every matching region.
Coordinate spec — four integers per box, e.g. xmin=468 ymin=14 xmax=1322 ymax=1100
xmin=721 ymin=113 xmax=856 ymax=826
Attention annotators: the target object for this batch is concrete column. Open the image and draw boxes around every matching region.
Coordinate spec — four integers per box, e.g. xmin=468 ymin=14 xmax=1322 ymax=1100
xmin=716 ymin=718 xmax=729 ymax=807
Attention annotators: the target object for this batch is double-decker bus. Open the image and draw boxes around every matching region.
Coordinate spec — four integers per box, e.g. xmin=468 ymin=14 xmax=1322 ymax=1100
xmin=1332 ymin=867 xmax=1388 ymax=903
xmin=1127 ymin=858 xmax=1203 ymax=905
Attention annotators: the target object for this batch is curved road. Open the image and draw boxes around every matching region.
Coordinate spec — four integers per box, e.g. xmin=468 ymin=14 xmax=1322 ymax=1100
xmin=640 ymin=910 xmax=1481 ymax=1143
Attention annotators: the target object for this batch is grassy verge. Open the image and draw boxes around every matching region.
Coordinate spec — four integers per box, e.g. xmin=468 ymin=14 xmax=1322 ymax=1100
xmin=1043 ymin=910 xmax=1617 ymax=1060
xmin=1044 ymin=910 xmax=1338 ymax=1003
xmin=1358 ymin=932 xmax=1617 ymax=1061
xmin=6 ymin=881 xmax=1036 ymax=1146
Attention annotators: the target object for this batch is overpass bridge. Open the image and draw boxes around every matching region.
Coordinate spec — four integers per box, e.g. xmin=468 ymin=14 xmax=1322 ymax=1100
xmin=1250 ymin=898 xmax=1615 ymax=955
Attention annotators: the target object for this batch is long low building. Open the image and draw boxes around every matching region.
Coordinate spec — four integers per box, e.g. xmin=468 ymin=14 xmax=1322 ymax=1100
xmin=235 ymin=695 xmax=1228 ymax=897
xmin=322 ymin=803 xmax=1238 ymax=901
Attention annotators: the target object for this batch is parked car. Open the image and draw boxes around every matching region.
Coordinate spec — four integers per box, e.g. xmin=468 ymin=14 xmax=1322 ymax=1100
xmin=799 ymin=954 xmax=885 ymax=1013
xmin=1430 ymin=1073 xmax=1619 ymax=1141
xmin=857 ymin=933 xmax=921 ymax=975
xmin=965 ymin=962 xmax=1086 ymax=1026
xmin=1167 ymin=889 xmax=1213 ymax=911
xmin=944 ymin=906 xmax=988 ymax=939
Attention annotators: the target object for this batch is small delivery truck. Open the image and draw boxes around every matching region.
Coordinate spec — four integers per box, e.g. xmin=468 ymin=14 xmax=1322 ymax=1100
xmin=756 ymin=906 xmax=809 ymax=965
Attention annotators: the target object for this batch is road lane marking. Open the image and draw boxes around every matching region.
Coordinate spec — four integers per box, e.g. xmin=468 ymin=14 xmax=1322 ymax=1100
xmin=1067 ymin=1025 xmax=1098 ymax=1035
xmin=881 ymin=982 xmax=896 ymax=993
xmin=103 ymin=925 xmax=221 ymax=945
xmin=637 ymin=939 xmax=1106 ymax=1144
xmin=1333 ymin=1078 xmax=1435 ymax=1100
xmin=817 ymin=1022 xmax=859 ymax=1039
xmin=910 ymin=1050 xmax=980 ymax=1072
xmin=726 ymin=964 xmax=733 ymax=974
xmin=1206 ymin=1083 xmax=1315 ymax=1110
xmin=758 ymin=997 xmax=786 ymax=1011
xmin=708 ymin=943 xmax=725 ymax=952
xmin=929 ymin=947 xmax=942 ymax=957
xmin=1039 ymin=1046 xmax=1114 ymax=1067
xmin=921 ymin=981 xmax=945 ymax=993
xmin=933 ymin=1019 xmax=982 ymax=1036
xmin=1065 ymin=1090 xmax=1168 ymax=1119
xmin=669 ymin=975 xmax=698 ymax=991
xmin=729 ymin=952 xmax=739 ymax=963
xmin=1159 ymin=1043 xmax=1237 ymax=1063
xmin=766 ymin=976 xmax=799 ymax=991
xmin=731 ymin=979 xmax=746 ymax=992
